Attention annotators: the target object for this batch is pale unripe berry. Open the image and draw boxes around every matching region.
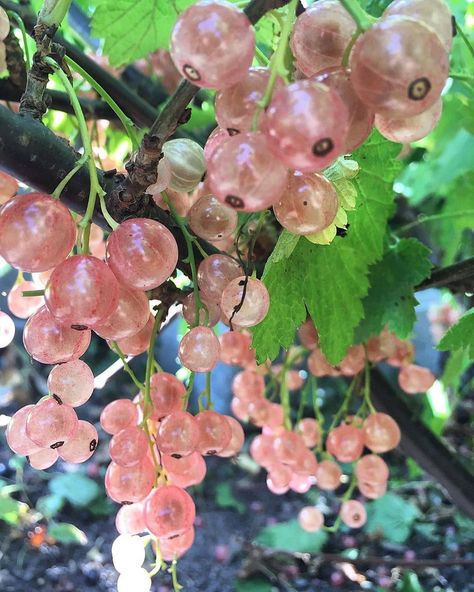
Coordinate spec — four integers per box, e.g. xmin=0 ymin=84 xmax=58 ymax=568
xmin=162 ymin=139 xmax=206 ymax=193
xmin=188 ymin=194 xmax=238 ymax=241
xmin=0 ymin=7 xmax=10 ymax=41
xmin=204 ymin=127 xmax=231 ymax=161
xmin=221 ymin=277 xmax=270 ymax=328
xmin=112 ymin=534 xmax=145 ymax=573
xmin=146 ymin=155 xmax=172 ymax=195
xmin=115 ymin=502 xmax=147 ymax=535
xmin=170 ymin=1 xmax=255 ymax=90
xmin=117 ymin=568 xmax=151 ymax=592
xmin=273 ymin=172 xmax=339 ymax=235
xmin=0 ymin=311 xmax=15 ymax=348
xmin=179 ymin=326 xmax=221 ymax=372
xmin=7 ymin=281 xmax=44 ymax=319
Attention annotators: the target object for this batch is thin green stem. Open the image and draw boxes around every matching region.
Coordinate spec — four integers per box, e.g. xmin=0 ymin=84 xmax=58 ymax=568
xmin=324 ymin=473 xmax=357 ymax=533
xmin=253 ymin=0 xmax=298 ymax=128
xmin=337 ymin=0 xmax=375 ymax=31
xmin=7 ymin=11 xmax=31 ymax=69
xmin=280 ymin=350 xmax=292 ymax=430
xmin=64 ymin=55 xmax=139 ymax=151
xmin=44 ymin=56 xmax=102 ymax=254
xmin=98 ymin=186 xmax=119 ymax=229
xmin=397 ymin=210 xmax=474 ymax=234
xmin=450 ymin=72 xmax=474 ymax=85
xmin=255 ymin=46 xmax=270 ymax=67
xmin=52 ymin=154 xmax=87 ymax=199
xmin=296 ymin=378 xmax=309 ymax=424
xmin=363 ymin=352 xmax=376 ymax=414
xmin=329 ymin=375 xmax=359 ymax=431
xmin=22 ymin=289 xmax=45 ymax=297
xmin=162 ymin=191 xmax=204 ymax=327
xmin=456 ymin=22 xmax=474 ymax=63
xmin=169 ymin=558 xmax=183 ymax=591
xmin=110 ymin=342 xmax=146 ymax=391
xmin=143 ymin=308 xmax=165 ymax=416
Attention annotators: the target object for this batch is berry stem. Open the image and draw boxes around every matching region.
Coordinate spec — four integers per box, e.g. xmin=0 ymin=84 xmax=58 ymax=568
xmin=110 ymin=342 xmax=146 ymax=391
xmin=64 ymin=55 xmax=140 ymax=151
xmin=162 ymin=191 xmax=205 ymax=327
xmin=324 ymin=473 xmax=357 ymax=532
xmin=455 ymin=22 xmax=474 ymax=64
xmin=6 ymin=11 xmax=31 ymax=69
xmin=337 ymin=0 xmax=375 ymax=32
xmin=51 ymin=154 xmax=87 ymax=199
xmin=21 ymin=289 xmax=45 ymax=297
xmin=397 ymin=209 xmax=474 ymax=234
xmin=363 ymin=351 xmax=376 ymax=414
xmin=168 ymin=558 xmax=183 ymax=592
xmin=254 ymin=0 xmax=298 ymax=119
xmin=143 ymin=307 xmax=166 ymax=417
xmin=43 ymin=56 xmax=102 ymax=254
xmin=328 ymin=374 xmax=360 ymax=431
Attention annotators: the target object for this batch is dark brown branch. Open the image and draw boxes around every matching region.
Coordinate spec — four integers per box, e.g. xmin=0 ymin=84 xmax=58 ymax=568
xmin=4 ymin=27 xmax=27 ymax=89
xmin=370 ymin=368 xmax=474 ymax=520
xmin=416 ymin=256 xmax=474 ymax=293
xmin=244 ymin=542 xmax=474 ymax=569
xmin=0 ymin=78 xmax=118 ymax=119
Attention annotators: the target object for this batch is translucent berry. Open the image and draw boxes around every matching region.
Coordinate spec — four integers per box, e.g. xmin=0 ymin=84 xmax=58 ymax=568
xmin=7 ymin=281 xmax=44 ymax=319
xmin=204 ymin=127 xmax=231 ymax=161
xmin=159 ymin=526 xmax=195 ymax=561
xmin=105 ymin=458 xmax=155 ymax=503
xmin=156 ymin=411 xmax=200 ymax=457
xmin=45 ymin=255 xmax=119 ymax=328
xmin=262 ymin=80 xmax=348 ymax=172
xmin=398 ymin=363 xmax=436 ymax=394
xmin=0 ymin=171 xmax=17 ymax=202
xmin=6 ymin=405 xmax=42 ymax=455
xmin=179 ymin=326 xmax=220 ymax=372
xmin=315 ymin=459 xmax=342 ymax=490
xmin=218 ymin=416 xmax=245 ymax=457
xmin=208 ymin=132 xmax=289 ymax=211
xmin=114 ymin=314 xmax=155 ymax=356
xmin=150 ymin=372 xmax=185 ymax=419
xmin=110 ymin=427 xmax=148 ymax=467
xmin=375 ymin=98 xmax=442 ymax=143
xmin=106 ymin=218 xmax=178 ymax=291
xmin=93 ymin=284 xmax=150 ymax=340
xmin=170 ymin=1 xmax=255 ymax=89
xmin=215 ymin=67 xmax=281 ymax=133
xmin=355 ymin=454 xmax=389 ymax=484
xmin=231 ymin=397 xmax=250 ymax=422
xmin=221 ymin=277 xmax=270 ymax=328
xmin=316 ymin=67 xmax=374 ymax=152
xmin=197 ymin=254 xmax=242 ymax=302
xmin=296 ymin=418 xmax=321 ymax=448
xmin=358 ymin=478 xmax=387 ymax=499
xmin=59 ymin=420 xmax=98 ymax=463
xmin=146 ymin=155 xmax=172 ymax=195
xmin=162 ymin=452 xmax=207 ymax=488
xmin=163 ymin=139 xmax=207 ymax=193
xmin=298 ymin=319 xmax=319 ymax=350
xmin=362 ymin=412 xmax=401 ymax=453
xmin=0 ymin=193 xmax=76 ymax=272
xmin=273 ymin=172 xmax=339 ymax=235
xmin=144 ymin=485 xmax=196 ymax=537
xmin=23 ymin=305 xmax=91 ymax=364
xmin=26 ymin=398 xmax=78 ymax=449
xmin=273 ymin=430 xmax=306 ymax=466
xmin=340 ymin=500 xmax=367 ymax=528
xmin=338 ymin=345 xmax=365 ymax=376
xmin=219 ymin=330 xmax=255 ymax=366
xmin=298 ymin=506 xmax=324 ymax=532
xmin=195 ymin=410 xmax=232 ymax=455
xmin=232 ymin=369 xmax=265 ymax=401
xmin=349 ymin=16 xmax=449 ymax=117
xmin=293 ymin=447 xmax=318 ymax=477
xmin=383 ymin=0 xmax=453 ymax=51
xmin=290 ymin=0 xmax=356 ymax=77
xmin=117 ymin=568 xmax=151 ymax=592
xmin=28 ymin=448 xmax=59 ymax=470
xmin=250 ymin=434 xmax=278 ymax=468
xmin=326 ymin=424 xmax=364 ymax=463
xmin=100 ymin=399 xmax=138 ymax=435
xmin=188 ymin=194 xmax=238 ymax=241
xmin=48 ymin=360 xmax=94 ymax=407
xmin=182 ymin=292 xmax=221 ymax=327
xmin=308 ymin=348 xmax=339 ymax=377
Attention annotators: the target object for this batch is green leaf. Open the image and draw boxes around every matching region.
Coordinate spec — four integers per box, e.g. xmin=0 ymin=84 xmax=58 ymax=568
xmin=91 ymin=0 xmax=195 ymax=67
xmin=254 ymin=519 xmax=328 ymax=553
xmin=268 ymin=230 xmax=300 ymax=264
xmin=215 ymin=482 xmax=245 ymax=514
xmin=36 ymin=494 xmax=64 ymax=519
xmin=0 ymin=495 xmax=27 ymax=525
xmin=396 ymin=572 xmax=426 ymax=592
xmin=252 ymin=132 xmax=402 ymax=364
xmin=440 ymin=348 xmax=470 ymax=392
xmin=354 ymin=238 xmax=432 ymax=342
xmin=49 ymin=474 xmax=100 ymax=507
xmin=438 ymin=308 xmax=474 ymax=359
xmin=49 ymin=522 xmax=88 ymax=545
xmin=364 ymin=493 xmax=420 ymax=544
xmin=235 ymin=578 xmax=274 ymax=592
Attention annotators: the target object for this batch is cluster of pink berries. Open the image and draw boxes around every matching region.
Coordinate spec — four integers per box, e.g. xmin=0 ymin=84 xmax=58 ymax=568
xmin=302 ymin=321 xmax=436 ymax=395
xmin=157 ymin=0 xmax=453 ymax=238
